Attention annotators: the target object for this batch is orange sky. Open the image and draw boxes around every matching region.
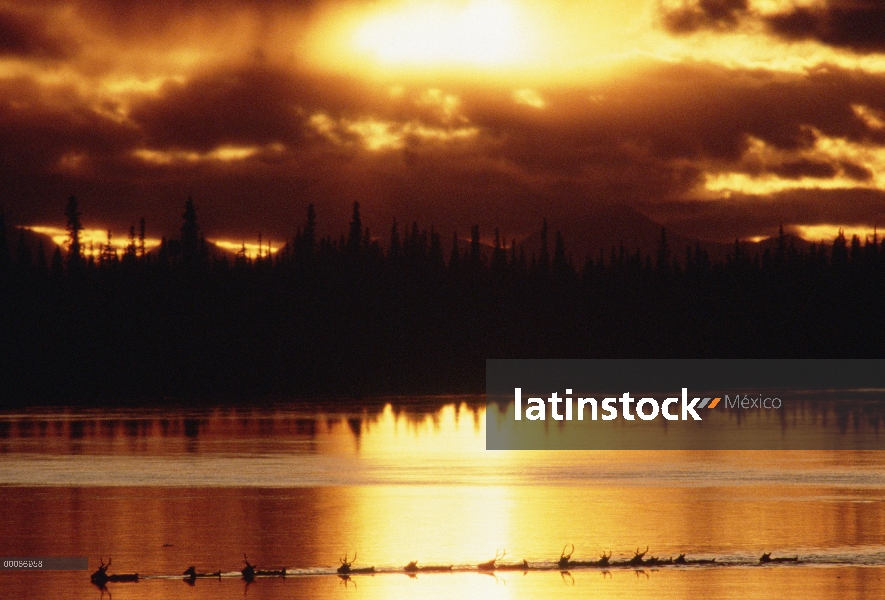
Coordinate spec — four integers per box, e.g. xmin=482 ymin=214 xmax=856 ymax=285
xmin=2 ymin=0 xmax=885 ymax=243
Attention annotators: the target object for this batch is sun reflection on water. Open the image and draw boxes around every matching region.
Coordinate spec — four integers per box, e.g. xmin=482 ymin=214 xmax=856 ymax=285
xmin=3 ymin=402 xmax=885 ymax=600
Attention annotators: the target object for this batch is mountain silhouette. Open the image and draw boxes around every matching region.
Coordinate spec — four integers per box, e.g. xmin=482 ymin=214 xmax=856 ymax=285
xmin=518 ymin=204 xmax=813 ymax=264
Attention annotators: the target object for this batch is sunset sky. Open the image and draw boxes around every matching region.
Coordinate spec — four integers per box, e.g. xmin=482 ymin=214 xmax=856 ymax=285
xmin=2 ymin=0 xmax=885 ymax=244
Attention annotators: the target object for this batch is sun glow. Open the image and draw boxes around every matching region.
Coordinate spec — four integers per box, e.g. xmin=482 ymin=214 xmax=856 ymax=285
xmin=512 ymin=88 xmax=545 ymax=108
xmin=132 ymin=145 xmax=264 ymax=165
xmin=702 ymin=134 xmax=885 ymax=196
xmin=27 ymin=226 xmax=162 ymax=257
xmin=309 ymin=112 xmax=479 ymax=152
xmin=352 ymin=0 xmax=529 ymax=67
xmin=212 ymin=239 xmax=282 ymax=259
xmin=792 ymin=225 xmax=880 ymax=244
xmin=306 ymin=0 xmax=658 ymax=82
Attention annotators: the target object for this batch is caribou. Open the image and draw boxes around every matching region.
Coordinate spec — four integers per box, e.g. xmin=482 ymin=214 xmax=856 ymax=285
xmin=241 ymin=554 xmax=287 ymax=579
xmin=674 ymin=553 xmax=717 ymax=565
xmin=477 ymin=550 xmax=528 ymax=571
xmin=556 ymin=547 xmax=615 ymax=569
xmin=557 ymin=544 xmax=575 ymax=570
xmin=403 ymin=560 xmax=453 ymax=573
xmin=628 ymin=547 xmax=649 ymax=567
xmin=337 ymin=552 xmax=375 ymax=574
xmin=477 ymin=549 xmax=505 ymax=571
xmin=90 ymin=558 xmax=138 ymax=586
xmin=182 ymin=566 xmax=221 ymax=581
xmin=760 ymin=552 xmax=799 ymax=564
xmin=241 ymin=555 xmax=256 ymax=582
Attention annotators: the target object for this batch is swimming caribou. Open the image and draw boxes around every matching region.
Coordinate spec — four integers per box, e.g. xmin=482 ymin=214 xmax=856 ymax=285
xmin=337 ymin=552 xmax=375 ymax=574
xmin=760 ymin=552 xmax=799 ymax=564
xmin=90 ymin=558 xmax=138 ymax=587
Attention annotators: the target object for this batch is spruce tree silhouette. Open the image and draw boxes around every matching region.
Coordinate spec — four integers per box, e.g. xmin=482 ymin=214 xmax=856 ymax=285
xmin=469 ymin=225 xmax=481 ymax=267
xmin=303 ymin=203 xmax=317 ymax=256
xmin=16 ymin=231 xmax=31 ymax=269
xmin=347 ymin=201 xmax=362 ymax=257
xmin=428 ymin=227 xmax=444 ymax=272
xmin=389 ymin=219 xmax=401 ymax=259
xmin=65 ymin=195 xmax=83 ymax=268
xmin=492 ymin=228 xmax=506 ymax=276
xmin=181 ymin=197 xmax=200 ymax=263
xmin=538 ymin=218 xmax=549 ymax=275
xmin=832 ymin=229 xmax=848 ymax=269
xmin=124 ymin=226 xmax=137 ymax=262
xmin=100 ymin=230 xmax=118 ymax=265
xmin=449 ymin=231 xmax=461 ymax=273
xmin=36 ymin=242 xmax=47 ymax=273
xmin=655 ymin=227 xmax=669 ymax=273
xmin=138 ymin=217 xmax=146 ymax=258
xmin=553 ymin=230 xmax=568 ymax=275
xmin=2 ymin=197 xmax=885 ymax=403
xmin=50 ymin=246 xmax=64 ymax=278
xmin=0 ymin=208 xmax=8 ymax=271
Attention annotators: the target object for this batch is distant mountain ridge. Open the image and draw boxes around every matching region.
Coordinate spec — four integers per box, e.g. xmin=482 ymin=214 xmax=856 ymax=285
xmin=10 ymin=208 xmax=821 ymax=266
xmin=518 ymin=204 xmax=814 ymax=264
xmin=8 ymin=226 xmax=236 ymax=261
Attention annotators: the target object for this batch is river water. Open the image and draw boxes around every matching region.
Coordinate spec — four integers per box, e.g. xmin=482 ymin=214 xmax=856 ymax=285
xmin=1 ymin=398 xmax=885 ymax=599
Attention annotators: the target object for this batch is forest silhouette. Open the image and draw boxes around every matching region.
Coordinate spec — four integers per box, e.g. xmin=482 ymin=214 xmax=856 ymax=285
xmin=1 ymin=197 xmax=884 ymax=404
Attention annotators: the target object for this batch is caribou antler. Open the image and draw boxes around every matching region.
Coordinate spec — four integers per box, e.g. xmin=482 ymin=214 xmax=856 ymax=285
xmin=629 ymin=546 xmax=649 ymax=566
xmin=337 ymin=552 xmax=357 ymax=574
xmin=478 ymin=549 xmax=506 ymax=570
xmin=558 ymin=544 xmax=574 ymax=569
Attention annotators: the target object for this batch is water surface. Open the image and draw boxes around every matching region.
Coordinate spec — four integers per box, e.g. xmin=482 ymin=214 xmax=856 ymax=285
xmin=1 ymin=399 xmax=885 ymax=599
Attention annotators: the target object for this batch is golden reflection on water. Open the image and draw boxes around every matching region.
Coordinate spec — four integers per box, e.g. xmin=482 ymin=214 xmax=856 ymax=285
xmin=2 ymin=401 xmax=885 ymax=600
xmin=360 ymin=403 xmax=484 ymax=455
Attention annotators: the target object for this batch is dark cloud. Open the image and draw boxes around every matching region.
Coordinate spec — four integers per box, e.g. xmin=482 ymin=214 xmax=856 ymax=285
xmin=765 ymin=1 xmax=885 ymax=53
xmin=661 ymin=0 xmax=749 ymax=34
xmin=739 ymin=158 xmax=873 ymax=182
xmin=0 ymin=8 xmax=77 ymax=58
xmin=4 ymin=56 xmax=885 ymax=243
xmin=0 ymin=77 xmax=138 ymax=169
xmin=458 ymin=61 xmax=885 ymax=180
xmin=660 ymin=0 xmax=885 ymax=54
xmin=645 ymin=188 xmax=885 ymax=242
xmin=770 ymin=158 xmax=838 ymax=179
xmin=127 ymin=64 xmax=433 ymax=152
xmin=0 ymin=76 xmax=141 ymax=231
xmin=0 ymin=1 xmax=881 ymax=245
xmin=130 ymin=67 xmax=309 ymax=151
xmin=840 ymin=160 xmax=873 ymax=181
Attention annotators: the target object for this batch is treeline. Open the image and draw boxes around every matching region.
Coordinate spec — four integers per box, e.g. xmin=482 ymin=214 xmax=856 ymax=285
xmin=1 ymin=198 xmax=884 ymax=404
